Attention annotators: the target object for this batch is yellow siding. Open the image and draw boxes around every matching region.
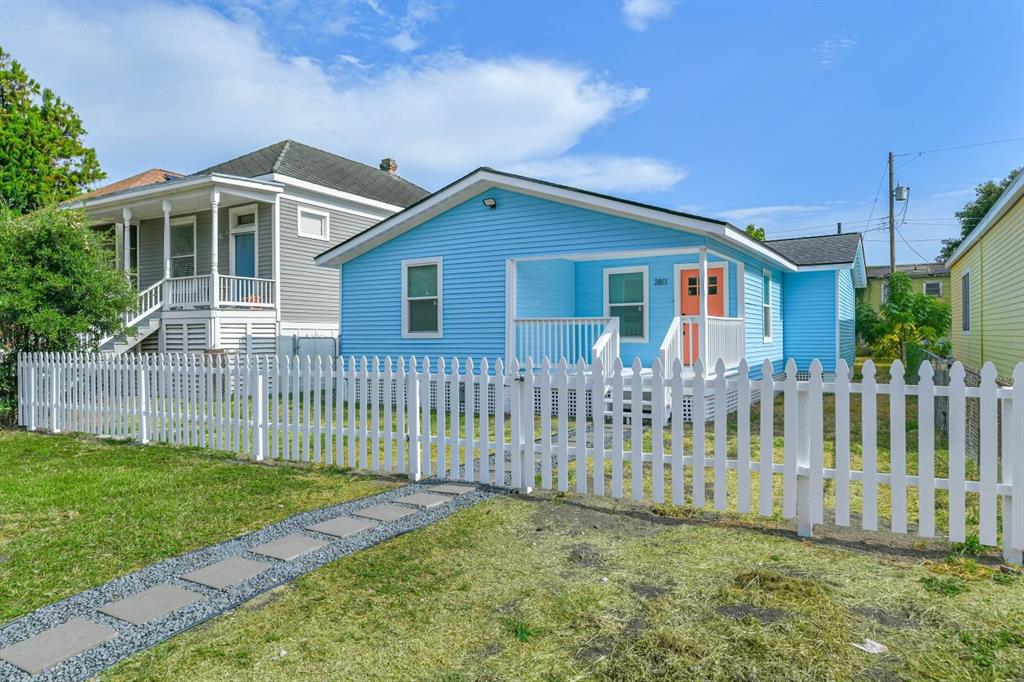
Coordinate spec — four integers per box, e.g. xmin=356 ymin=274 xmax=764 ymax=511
xmin=861 ymin=274 xmax=950 ymax=311
xmin=950 ymin=192 xmax=1024 ymax=380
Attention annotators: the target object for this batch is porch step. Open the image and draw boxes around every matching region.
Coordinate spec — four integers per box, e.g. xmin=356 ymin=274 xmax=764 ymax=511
xmin=99 ymin=312 xmax=161 ymax=355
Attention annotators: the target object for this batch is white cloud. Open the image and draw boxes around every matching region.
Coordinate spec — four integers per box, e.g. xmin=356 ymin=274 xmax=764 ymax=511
xmin=621 ymin=0 xmax=675 ymax=32
xmin=0 ymin=1 xmax=671 ymax=193
xmin=507 ymin=155 xmax=686 ymax=193
xmin=815 ymin=34 xmax=856 ymax=69
xmin=386 ymin=30 xmax=420 ymax=52
xmin=718 ymin=204 xmax=828 ymax=222
xmin=386 ymin=0 xmax=441 ymax=52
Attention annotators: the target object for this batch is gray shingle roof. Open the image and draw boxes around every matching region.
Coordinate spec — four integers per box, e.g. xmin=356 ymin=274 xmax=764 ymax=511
xmin=864 ymin=262 xmax=948 ymax=278
xmin=763 ymin=232 xmax=863 ymax=266
xmin=192 ymin=140 xmax=429 ymax=208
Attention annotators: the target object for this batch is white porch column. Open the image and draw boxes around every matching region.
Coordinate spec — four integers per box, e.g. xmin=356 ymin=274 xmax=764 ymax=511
xmin=121 ymin=208 xmax=132 ymax=276
xmin=698 ymin=246 xmax=708 ymax=374
xmin=161 ymin=200 xmax=171 ymax=310
xmin=210 ymin=189 xmax=220 ymax=309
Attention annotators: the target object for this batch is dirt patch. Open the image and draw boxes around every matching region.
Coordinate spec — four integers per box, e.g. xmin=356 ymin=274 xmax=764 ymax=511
xmin=529 ymin=497 xmax=669 ymax=539
xmin=629 ymin=582 xmax=670 ymax=599
xmin=714 ymin=604 xmax=789 ymax=624
xmin=241 ymin=585 xmax=286 ymax=611
xmin=475 ymin=642 xmax=505 ymax=658
xmin=567 ymin=543 xmax=604 ymax=568
xmin=492 ymin=600 xmax=520 ymax=615
xmin=851 ymin=606 xmax=917 ymax=629
xmin=576 ymin=635 xmax=614 ymax=663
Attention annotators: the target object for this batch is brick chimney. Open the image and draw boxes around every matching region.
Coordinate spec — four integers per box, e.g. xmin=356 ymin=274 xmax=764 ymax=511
xmin=379 ymin=157 xmax=397 ymax=174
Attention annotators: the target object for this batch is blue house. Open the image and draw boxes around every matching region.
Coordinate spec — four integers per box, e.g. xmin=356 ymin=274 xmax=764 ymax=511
xmin=315 ymin=168 xmax=866 ymax=380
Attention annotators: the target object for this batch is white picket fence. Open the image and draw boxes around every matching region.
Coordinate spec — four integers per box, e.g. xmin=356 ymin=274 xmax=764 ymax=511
xmin=15 ymin=351 xmax=1024 ymax=564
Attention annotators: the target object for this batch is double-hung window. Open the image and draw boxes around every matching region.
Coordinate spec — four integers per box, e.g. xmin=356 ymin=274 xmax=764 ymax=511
xmin=170 ymin=217 xmax=196 ymax=278
xmin=961 ymin=272 xmax=971 ymax=332
xmin=604 ymin=267 xmax=647 ymax=341
xmin=923 ymin=281 xmax=942 ymax=297
xmin=762 ymin=270 xmax=773 ymax=342
xmin=403 ymin=258 xmax=442 ymax=337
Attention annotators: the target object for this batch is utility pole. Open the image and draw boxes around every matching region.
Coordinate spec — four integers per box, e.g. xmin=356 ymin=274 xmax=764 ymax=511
xmin=888 ymin=151 xmax=896 ymax=275
xmin=837 ymin=222 xmax=842 ymax=235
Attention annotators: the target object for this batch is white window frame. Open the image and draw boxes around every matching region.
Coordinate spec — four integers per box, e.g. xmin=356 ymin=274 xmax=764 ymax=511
xmin=603 ymin=265 xmax=649 ymax=342
xmin=762 ymin=268 xmax=773 ymax=343
xmin=923 ymin=280 xmax=943 ymax=297
xmin=961 ymin=270 xmax=971 ymax=333
xmin=228 ymin=203 xmax=259 ymax=277
xmin=297 ymin=206 xmax=330 ymax=241
xmin=169 ymin=216 xmax=197 ymax=279
xmin=402 ymin=257 xmax=443 ymax=339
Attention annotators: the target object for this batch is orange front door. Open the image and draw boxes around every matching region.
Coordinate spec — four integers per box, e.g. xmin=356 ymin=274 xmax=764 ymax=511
xmin=679 ymin=267 xmax=725 ymax=364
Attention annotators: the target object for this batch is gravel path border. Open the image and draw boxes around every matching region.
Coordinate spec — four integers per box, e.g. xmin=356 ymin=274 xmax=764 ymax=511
xmin=0 ymin=481 xmax=504 ymax=682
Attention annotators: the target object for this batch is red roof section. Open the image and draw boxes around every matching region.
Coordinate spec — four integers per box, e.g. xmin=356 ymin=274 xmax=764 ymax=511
xmin=78 ymin=169 xmax=183 ymax=200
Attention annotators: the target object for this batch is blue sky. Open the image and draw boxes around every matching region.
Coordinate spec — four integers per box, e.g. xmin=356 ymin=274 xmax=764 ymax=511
xmin=2 ymin=0 xmax=1022 ymax=264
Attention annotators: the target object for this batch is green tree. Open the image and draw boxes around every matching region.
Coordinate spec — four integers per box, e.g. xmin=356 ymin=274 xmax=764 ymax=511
xmin=745 ymin=224 xmax=766 ymax=241
xmin=857 ymin=272 xmax=950 ymax=373
xmin=0 ymin=206 xmax=135 ymax=420
xmin=939 ymin=167 xmax=1022 ymax=260
xmin=0 ymin=48 xmax=105 ymax=213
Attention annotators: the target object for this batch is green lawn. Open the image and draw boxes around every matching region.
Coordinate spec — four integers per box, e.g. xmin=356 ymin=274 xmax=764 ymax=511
xmin=107 ymin=492 xmax=1024 ymax=681
xmin=0 ymin=431 xmax=397 ymax=622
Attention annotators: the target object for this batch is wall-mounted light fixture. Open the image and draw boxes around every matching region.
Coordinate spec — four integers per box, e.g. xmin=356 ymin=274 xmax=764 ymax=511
xmin=482 ymin=197 xmax=497 ymax=209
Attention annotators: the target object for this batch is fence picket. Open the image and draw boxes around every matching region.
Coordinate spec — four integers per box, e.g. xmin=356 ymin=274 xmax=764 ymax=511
xmin=420 ymin=358 xmax=432 ymax=478
xmin=540 ymin=358 xmax=553 ymax=490
xmin=592 ymin=357 xmax=606 ymax=497
xmin=494 ymin=358 xmax=505 ymax=486
xmin=556 ymin=358 xmax=569 ymax=492
xmin=759 ymin=359 xmax=774 ymax=516
xmin=671 ymin=359 xmax=685 ymax=506
xmin=651 ymin=358 xmax=665 ymax=504
xmin=861 ymin=360 xmax=878 ymax=531
xmin=948 ymin=362 xmax=967 ymax=543
xmin=978 ymin=363 xmax=998 ymax=546
xmin=692 ymin=359 xmax=706 ymax=508
xmin=809 ymin=359 xmax=824 ymax=526
xmin=396 ymin=358 xmax=407 ymax=474
xmin=835 ymin=359 xmax=851 ymax=527
xmin=478 ymin=358 xmax=490 ymax=484
xmin=384 ymin=357 xmax=394 ymax=472
xmin=889 ymin=360 xmax=907 ymax=534
xmin=575 ymin=359 xmax=588 ymax=495
xmin=713 ymin=358 xmax=727 ymax=511
xmin=611 ymin=358 xmax=624 ymax=499
xmin=464 ymin=358 xmax=475 ymax=482
xmin=450 ymin=357 xmax=461 ymax=480
xmin=736 ymin=359 xmax=751 ymax=513
xmin=630 ymin=357 xmax=643 ymax=501
xmin=782 ymin=359 xmax=798 ymax=519
xmin=917 ymin=362 xmax=935 ymax=537
xmin=407 ymin=357 xmax=421 ymax=481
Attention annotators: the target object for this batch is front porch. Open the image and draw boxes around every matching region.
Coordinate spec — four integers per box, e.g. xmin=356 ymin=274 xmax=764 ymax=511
xmin=509 ymin=247 xmax=746 ymax=374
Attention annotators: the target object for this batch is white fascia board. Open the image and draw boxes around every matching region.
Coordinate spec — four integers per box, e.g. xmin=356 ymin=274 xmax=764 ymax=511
xmin=68 ymin=174 xmax=283 ymax=211
xmin=315 ymin=169 xmax=799 ymax=271
xmin=946 ymin=170 xmax=1024 ymax=268
xmin=267 ymin=173 xmax=405 ymax=215
xmin=795 ymin=263 xmax=854 ymax=272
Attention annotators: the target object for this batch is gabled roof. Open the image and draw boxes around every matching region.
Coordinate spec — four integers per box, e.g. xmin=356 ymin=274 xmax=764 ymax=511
xmin=77 ymin=168 xmax=183 ymax=201
xmin=192 ymin=140 xmax=429 ymax=208
xmin=865 ymin=262 xmax=949 ymax=279
xmin=764 ymin=233 xmax=864 ymax=266
xmin=314 ymin=167 xmax=799 ymax=270
xmin=945 ymin=169 xmax=1024 ymax=267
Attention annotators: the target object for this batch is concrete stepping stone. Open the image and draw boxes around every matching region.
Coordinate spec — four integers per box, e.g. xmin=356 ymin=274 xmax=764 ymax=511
xmin=353 ymin=502 xmax=419 ymax=522
xmin=98 ymin=584 xmax=205 ymax=625
xmin=306 ymin=516 xmax=378 ymax=538
xmin=251 ymin=534 xmax=329 ymax=561
xmin=427 ymin=483 xmax=476 ymax=495
xmin=0 ymin=617 xmax=117 ymax=675
xmin=181 ymin=556 xmax=273 ymax=591
xmin=397 ymin=492 xmax=451 ymax=509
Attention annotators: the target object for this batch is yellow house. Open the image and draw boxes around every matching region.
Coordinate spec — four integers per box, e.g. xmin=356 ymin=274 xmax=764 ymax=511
xmin=946 ymin=171 xmax=1024 ymax=380
xmin=861 ymin=263 xmax=951 ymax=311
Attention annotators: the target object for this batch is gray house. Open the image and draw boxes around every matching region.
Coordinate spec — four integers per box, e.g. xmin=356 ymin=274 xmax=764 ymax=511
xmin=72 ymin=141 xmax=428 ymax=354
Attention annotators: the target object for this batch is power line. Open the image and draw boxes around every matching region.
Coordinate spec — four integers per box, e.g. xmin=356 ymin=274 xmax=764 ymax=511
xmin=893 ymin=136 xmax=1024 ymax=158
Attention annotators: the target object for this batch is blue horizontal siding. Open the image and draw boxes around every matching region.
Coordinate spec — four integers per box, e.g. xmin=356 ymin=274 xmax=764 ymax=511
xmin=516 ymin=259 xmax=575 ymax=317
xmin=340 ymin=187 xmax=786 ymax=372
xmin=782 ymin=270 xmax=837 ymax=372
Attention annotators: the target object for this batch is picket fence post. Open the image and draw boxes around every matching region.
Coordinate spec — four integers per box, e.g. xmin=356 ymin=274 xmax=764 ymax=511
xmin=1007 ymin=363 xmax=1024 ymax=565
xmin=794 ymin=360 xmax=811 ymax=537
xmin=48 ymin=354 xmax=60 ymax=434
xmin=407 ymin=357 xmax=422 ymax=482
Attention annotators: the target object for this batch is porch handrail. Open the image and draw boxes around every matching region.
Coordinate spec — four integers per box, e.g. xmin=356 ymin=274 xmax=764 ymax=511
xmin=658 ymin=315 xmax=683 ymax=371
xmin=513 ymin=317 xmax=612 ymax=364
xmin=218 ymin=275 xmax=275 ymax=308
xmin=124 ymin=279 xmax=164 ymax=328
xmin=591 ymin=317 xmax=619 ymax=371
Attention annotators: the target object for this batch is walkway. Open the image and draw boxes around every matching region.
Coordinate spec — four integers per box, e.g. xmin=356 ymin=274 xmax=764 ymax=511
xmin=0 ymin=482 xmax=501 ymax=681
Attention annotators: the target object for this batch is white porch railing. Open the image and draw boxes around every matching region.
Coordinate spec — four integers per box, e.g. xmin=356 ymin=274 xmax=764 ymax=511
xmin=219 ymin=275 xmax=275 ymax=308
xmin=166 ymin=275 xmax=211 ymax=309
xmin=662 ymin=315 xmax=745 ymax=372
xmin=123 ymin=280 xmax=164 ymax=328
xmin=513 ymin=317 xmax=612 ymax=364
xmin=591 ymin=317 xmax=620 ymax=371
